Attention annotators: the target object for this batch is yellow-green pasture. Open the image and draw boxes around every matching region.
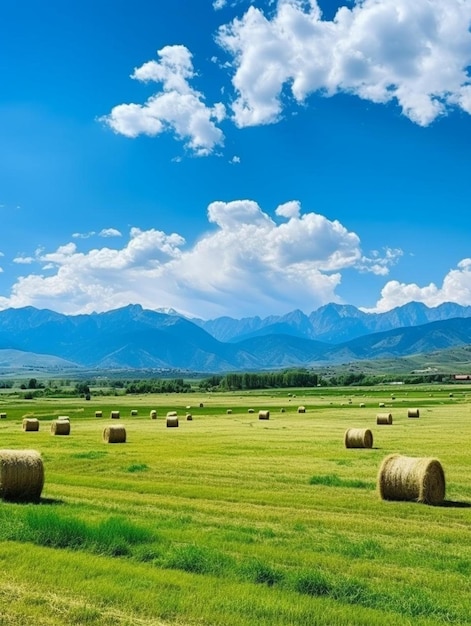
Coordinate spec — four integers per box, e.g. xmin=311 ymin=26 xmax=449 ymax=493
xmin=0 ymin=385 xmax=470 ymax=625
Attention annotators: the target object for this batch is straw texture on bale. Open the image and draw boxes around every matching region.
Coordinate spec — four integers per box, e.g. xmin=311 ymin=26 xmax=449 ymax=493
xmin=110 ymin=410 xmax=120 ymax=419
xmin=166 ymin=416 xmax=179 ymax=428
xmin=131 ymin=409 xmax=138 ymax=416
xmin=0 ymin=412 xmax=6 ymax=419
xmin=186 ymin=413 xmax=193 ymax=421
xmin=51 ymin=420 xmax=71 ymax=436
xmin=95 ymin=411 xmax=103 ymax=418
xmin=297 ymin=406 xmax=306 ymax=413
xmin=344 ymin=428 xmax=373 ymax=449
xmin=407 ymin=408 xmax=420 ymax=418
xmin=150 ymin=410 xmax=157 ymax=419
xmin=22 ymin=418 xmax=39 ymax=432
xmin=0 ymin=449 xmax=44 ymax=502
xmin=377 ymin=454 xmax=445 ymax=505
xmin=376 ymin=413 xmax=393 ymax=425
xmin=103 ymin=425 xmax=126 ymax=443
xmin=258 ymin=410 xmax=270 ymax=420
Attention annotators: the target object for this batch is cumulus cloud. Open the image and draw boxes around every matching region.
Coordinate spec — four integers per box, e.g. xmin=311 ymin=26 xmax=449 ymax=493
xmin=0 ymin=201 xmax=400 ymax=318
xmin=99 ymin=228 xmax=122 ymax=238
xmin=72 ymin=231 xmax=96 ymax=239
xmin=101 ymin=45 xmax=226 ymax=156
xmin=365 ymin=259 xmax=471 ymax=312
xmin=217 ymin=0 xmax=471 ymax=127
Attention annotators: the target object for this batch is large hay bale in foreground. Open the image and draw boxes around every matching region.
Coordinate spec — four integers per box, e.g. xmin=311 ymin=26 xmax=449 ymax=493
xmin=95 ymin=411 xmax=103 ymax=418
xmin=166 ymin=415 xmax=179 ymax=428
xmin=378 ymin=454 xmax=445 ymax=505
xmin=258 ymin=410 xmax=270 ymax=420
xmin=51 ymin=420 xmax=70 ymax=436
xmin=376 ymin=413 xmax=393 ymax=425
xmin=22 ymin=418 xmax=39 ymax=432
xmin=103 ymin=425 xmax=126 ymax=443
xmin=344 ymin=428 xmax=373 ymax=449
xmin=407 ymin=408 xmax=420 ymax=418
xmin=150 ymin=410 xmax=157 ymax=419
xmin=110 ymin=410 xmax=120 ymax=419
xmin=297 ymin=406 xmax=306 ymax=413
xmin=0 ymin=449 xmax=44 ymax=502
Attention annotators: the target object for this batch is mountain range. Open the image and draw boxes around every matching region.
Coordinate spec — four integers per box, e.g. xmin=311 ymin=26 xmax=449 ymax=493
xmin=0 ymin=301 xmax=471 ymax=373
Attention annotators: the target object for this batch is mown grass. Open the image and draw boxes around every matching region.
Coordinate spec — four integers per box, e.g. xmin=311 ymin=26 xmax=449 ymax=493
xmin=0 ymin=384 xmax=470 ymax=624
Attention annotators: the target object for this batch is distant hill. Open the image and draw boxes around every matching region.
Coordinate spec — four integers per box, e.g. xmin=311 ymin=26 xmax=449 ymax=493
xmin=0 ymin=303 xmax=471 ymax=373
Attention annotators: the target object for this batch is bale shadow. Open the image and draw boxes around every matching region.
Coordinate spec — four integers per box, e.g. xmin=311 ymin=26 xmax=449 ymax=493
xmin=38 ymin=497 xmax=64 ymax=506
xmin=440 ymin=499 xmax=471 ymax=508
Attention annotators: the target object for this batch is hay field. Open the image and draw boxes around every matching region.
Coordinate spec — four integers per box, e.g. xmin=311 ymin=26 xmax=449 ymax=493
xmin=0 ymin=385 xmax=470 ymax=625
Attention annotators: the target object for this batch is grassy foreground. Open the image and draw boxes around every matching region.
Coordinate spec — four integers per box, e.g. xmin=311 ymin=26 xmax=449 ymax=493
xmin=0 ymin=385 xmax=470 ymax=625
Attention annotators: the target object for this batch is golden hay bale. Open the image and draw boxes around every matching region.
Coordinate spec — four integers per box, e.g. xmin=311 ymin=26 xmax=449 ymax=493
xmin=226 ymin=409 xmax=232 ymax=414
xmin=280 ymin=408 xmax=285 ymax=413
xmin=22 ymin=418 xmax=39 ymax=432
xmin=186 ymin=413 xmax=193 ymax=421
xmin=376 ymin=413 xmax=393 ymax=425
xmin=344 ymin=428 xmax=373 ymax=449
xmin=377 ymin=454 xmax=445 ymax=505
xmin=0 ymin=449 xmax=44 ymax=502
xmin=297 ymin=406 xmax=306 ymax=413
xmin=407 ymin=408 xmax=420 ymax=418
xmin=166 ymin=411 xmax=177 ymax=417
xmin=0 ymin=412 xmax=7 ymax=419
xmin=166 ymin=416 xmax=179 ymax=428
xmin=51 ymin=420 xmax=71 ymax=436
xmin=131 ymin=409 xmax=138 ymax=416
xmin=110 ymin=410 xmax=120 ymax=419
xmin=359 ymin=403 xmax=365 ymax=408
xmin=199 ymin=403 xmax=204 ymax=408
xmin=95 ymin=411 xmax=103 ymax=418
xmin=58 ymin=415 xmax=69 ymax=421
xmin=258 ymin=410 xmax=270 ymax=420
xmin=103 ymin=425 xmax=126 ymax=443
xmin=379 ymin=402 xmax=386 ymax=408
xmin=150 ymin=410 xmax=157 ymax=419
xmin=248 ymin=408 xmax=255 ymax=413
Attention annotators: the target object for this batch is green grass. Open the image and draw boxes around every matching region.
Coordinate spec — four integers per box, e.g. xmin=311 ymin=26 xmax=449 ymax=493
xmin=0 ymin=384 xmax=470 ymax=624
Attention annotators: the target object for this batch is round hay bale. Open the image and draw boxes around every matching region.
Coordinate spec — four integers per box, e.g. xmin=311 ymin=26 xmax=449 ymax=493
xmin=376 ymin=412 xmax=393 ymax=425
xmin=166 ymin=411 xmax=177 ymax=417
xmin=0 ymin=449 xmax=44 ymax=502
xmin=130 ymin=409 xmax=138 ymax=416
xmin=377 ymin=454 xmax=445 ymax=505
xmin=199 ymin=403 xmax=204 ymax=408
xmin=379 ymin=402 xmax=385 ymax=408
xmin=186 ymin=413 xmax=193 ymax=421
xmin=407 ymin=408 xmax=420 ymax=418
xmin=103 ymin=425 xmax=126 ymax=443
xmin=57 ymin=415 xmax=69 ymax=421
xmin=280 ymin=408 xmax=285 ymax=413
xmin=247 ymin=408 xmax=255 ymax=413
xmin=22 ymin=418 xmax=39 ymax=432
xmin=110 ymin=410 xmax=120 ymax=419
xmin=51 ymin=420 xmax=71 ymax=436
xmin=359 ymin=403 xmax=365 ymax=408
xmin=258 ymin=410 xmax=270 ymax=420
xmin=344 ymin=428 xmax=373 ymax=449
xmin=226 ymin=409 xmax=232 ymax=414
xmin=95 ymin=411 xmax=103 ymax=418
xmin=166 ymin=416 xmax=179 ymax=428
xmin=150 ymin=410 xmax=157 ymax=419
xmin=0 ymin=412 xmax=7 ymax=419
xmin=297 ymin=406 xmax=306 ymax=413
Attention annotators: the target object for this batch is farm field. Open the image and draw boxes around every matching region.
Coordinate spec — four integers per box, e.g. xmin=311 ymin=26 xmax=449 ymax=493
xmin=0 ymin=385 xmax=471 ymax=625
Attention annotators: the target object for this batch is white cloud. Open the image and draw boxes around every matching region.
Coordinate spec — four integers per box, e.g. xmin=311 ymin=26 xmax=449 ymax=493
xmin=99 ymin=228 xmax=122 ymax=238
xmin=13 ymin=256 xmax=35 ymax=265
xmin=213 ymin=0 xmax=227 ymax=9
xmin=0 ymin=201 xmax=399 ymax=318
xmin=101 ymin=45 xmax=226 ymax=156
xmin=217 ymin=0 xmax=471 ymax=127
xmin=365 ymin=258 xmax=471 ymax=312
xmin=72 ymin=231 xmax=96 ymax=239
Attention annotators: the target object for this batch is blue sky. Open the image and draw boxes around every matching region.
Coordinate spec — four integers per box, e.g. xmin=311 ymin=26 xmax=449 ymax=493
xmin=1 ymin=0 xmax=470 ymax=320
